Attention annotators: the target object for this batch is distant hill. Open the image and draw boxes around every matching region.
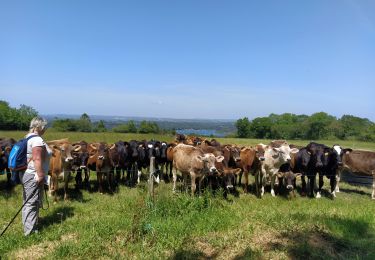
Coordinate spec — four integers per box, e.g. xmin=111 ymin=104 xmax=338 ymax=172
xmin=43 ymin=114 xmax=236 ymax=136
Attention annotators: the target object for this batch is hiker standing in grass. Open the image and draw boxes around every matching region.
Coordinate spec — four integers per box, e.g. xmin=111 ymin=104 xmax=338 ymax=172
xmin=20 ymin=117 xmax=51 ymax=235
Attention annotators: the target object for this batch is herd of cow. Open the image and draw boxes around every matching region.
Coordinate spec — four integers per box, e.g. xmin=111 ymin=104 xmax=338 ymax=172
xmin=0 ymin=135 xmax=374 ymax=201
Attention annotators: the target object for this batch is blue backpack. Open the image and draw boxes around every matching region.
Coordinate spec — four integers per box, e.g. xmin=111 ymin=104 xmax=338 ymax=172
xmin=8 ymin=135 xmax=37 ymax=183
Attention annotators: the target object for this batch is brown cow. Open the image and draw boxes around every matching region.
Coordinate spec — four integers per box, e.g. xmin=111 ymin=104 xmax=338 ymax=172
xmin=172 ymin=144 xmax=224 ymax=195
xmin=240 ymin=144 xmax=266 ymax=195
xmin=339 ymin=149 xmax=375 ymax=199
xmin=48 ymin=139 xmax=76 ymax=201
xmin=88 ymin=142 xmax=116 ymax=193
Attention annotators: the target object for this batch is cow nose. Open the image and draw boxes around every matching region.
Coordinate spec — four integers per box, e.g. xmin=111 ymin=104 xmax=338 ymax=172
xmin=287 ymin=158 xmax=291 ymax=162
xmin=316 ymin=162 xmax=323 ymax=168
xmin=287 ymin=185 xmax=294 ymax=190
xmin=66 ymin=157 xmax=73 ymax=162
xmin=235 ymin=158 xmax=241 ymax=162
xmin=338 ymin=162 xmax=343 ymax=166
xmin=260 ymin=157 xmax=265 ymax=161
xmin=210 ymin=167 xmax=217 ymax=173
xmin=98 ymin=155 xmax=104 ymax=160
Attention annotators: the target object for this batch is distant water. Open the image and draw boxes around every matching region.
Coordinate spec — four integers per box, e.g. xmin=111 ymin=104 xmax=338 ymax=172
xmin=176 ymin=129 xmax=225 ymax=137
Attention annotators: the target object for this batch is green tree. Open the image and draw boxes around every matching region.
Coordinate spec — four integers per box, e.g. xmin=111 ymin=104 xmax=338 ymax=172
xmin=249 ymin=117 xmax=272 ymax=139
xmin=17 ymin=104 xmax=38 ymax=130
xmin=235 ymin=117 xmax=251 ymax=138
xmin=77 ymin=113 xmax=92 ymax=132
xmin=305 ymin=112 xmax=336 ymax=140
xmin=52 ymin=119 xmax=78 ymax=132
xmin=126 ymin=120 xmax=137 ymax=133
xmin=93 ymin=120 xmax=107 ymax=132
xmin=0 ymin=100 xmax=38 ymax=130
xmin=139 ymin=121 xmax=160 ymax=134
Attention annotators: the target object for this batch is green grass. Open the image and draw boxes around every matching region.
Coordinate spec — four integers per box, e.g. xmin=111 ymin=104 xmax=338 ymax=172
xmin=1 ymin=177 xmax=374 ymax=259
xmin=1 ymin=130 xmax=375 ymax=150
xmin=1 ymin=131 xmax=375 ymax=259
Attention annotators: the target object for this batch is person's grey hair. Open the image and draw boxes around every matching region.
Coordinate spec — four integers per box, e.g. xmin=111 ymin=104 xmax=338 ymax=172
xmin=29 ymin=116 xmax=48 ymax=132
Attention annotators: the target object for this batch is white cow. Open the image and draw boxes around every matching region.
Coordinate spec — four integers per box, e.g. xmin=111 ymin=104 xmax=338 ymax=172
xmin=260 ymin=142 xmax=299 ymax=197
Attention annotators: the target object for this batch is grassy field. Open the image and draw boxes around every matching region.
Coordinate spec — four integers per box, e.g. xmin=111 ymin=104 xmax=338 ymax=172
xmin=1 ymin=131 xmax=375 ymax=259
xmin=1 ymin=130 xmax=375 ymax=151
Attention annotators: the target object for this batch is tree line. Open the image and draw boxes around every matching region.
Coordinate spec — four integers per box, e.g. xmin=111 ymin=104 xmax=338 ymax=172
xmin=0 ymin=101 xmax=38 ymax=130
xmin=0 ymin=100 xmax=165 ymax=134
xmin=236 ymin=112 xmax=375 ymax=141
xmin=52 ymin=115 xmax=163 ymax=134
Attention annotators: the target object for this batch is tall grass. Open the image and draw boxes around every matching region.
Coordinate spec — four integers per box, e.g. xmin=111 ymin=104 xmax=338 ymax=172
xmin=1 ymin=175 xmax=375 ymax=259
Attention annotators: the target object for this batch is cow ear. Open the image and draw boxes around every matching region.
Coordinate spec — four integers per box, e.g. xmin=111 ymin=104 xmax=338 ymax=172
xmin=295 ymin=173 xmax=302 ymax=177
xmin=273 ymin=147 xmax=280 ymax=153
xmin=216 ymin=155 xmax=224 ymax=162
xmin=196 ymin=155 xmax=204 ymax=162
xmin=276 ymin=172 xmax=284 ymax=178
xmin=290 ymin=148 xmax=299 ymax=154
xmin=343 ymin=148 xmax=353 ymax=154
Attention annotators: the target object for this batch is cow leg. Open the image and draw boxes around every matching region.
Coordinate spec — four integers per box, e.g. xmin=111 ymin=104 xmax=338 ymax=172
xmin=97 ymin=172 xmax=103 ymax=194
xmin=183 ymin=173 xmax=189 ymax=193
xmin=308 ymin=171 xmax=316 ymax=198
xmin=316 ymin=174 xmax=324 ymax=199
xmin=260 ymin=168 xmax=266 ymax=197
xmin=75 ymin=169 xmax=82 ymax=189
xmin=243 ymin=170 xmax=249 ymax=193
xmin=172 ymin=165 xmax=179 ymax=193
xmin=329 ymin=175 xmax=336 ymax=198
xmin=255 ymin=169 xmax=263 ymax=198
xmin=301 ymin=175 xmax=307 ymax=196
xmin=108 ymin=170 xmax=114 ymax=193
xmin=270 ymin=171 xmax=277 ymax=197
xmin=64 ymin=172 xmax=70 ymax=200
xmin=335 ymin=169 xmax=341 ymax=193
xmin=51 ymin=173 xmax=58 ymax=202
xmin=137 ymin=169 xmax=142 ymax=184
xmin=190 ymin=172 xmax=197 ymax=196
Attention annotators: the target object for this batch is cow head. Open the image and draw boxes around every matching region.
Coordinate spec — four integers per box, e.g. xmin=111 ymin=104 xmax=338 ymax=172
xmin=160 ymin=142 xmax=168 ymax=159
xmin=255 ymin=144 xmax=266 ymax=161
xmin=196 ymin=153 xmax=225 ymax=175
xmin=277 ymin=171 xmax=301 ymax=191
xmin=273 ymin=144 xmax=299 ymax=164
xmin=331 ymin=145 xmax=344 ymax=167
xmin=306 ymin=142 xmax=330 ymax=168
xmin=52 ymin=142 xmax=74 ymax=163
xmin=108 ymin=143 xmax=120 ymax=167
xmin=220 ymin=168 xmax=241 ymax=191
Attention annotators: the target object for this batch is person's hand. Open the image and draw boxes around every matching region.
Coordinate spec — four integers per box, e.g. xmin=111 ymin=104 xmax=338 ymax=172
xmin=36 ymin=175 xmax=45 ymax=186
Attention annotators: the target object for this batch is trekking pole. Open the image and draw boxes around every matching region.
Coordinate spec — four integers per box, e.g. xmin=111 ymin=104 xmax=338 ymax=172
xmin=0 ymin=187 xmax=39 ymax=237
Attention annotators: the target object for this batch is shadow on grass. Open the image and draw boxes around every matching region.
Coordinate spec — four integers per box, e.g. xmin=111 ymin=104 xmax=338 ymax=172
xmin=40 ymin=206 xmax=75 ymax=230
xmin=233 ymin=248 xmax=263 ymax=260
xmin=0 ymin=179 xmax=17 ymax=200
xmin=339 ymin=187 xmax=371 ymax=197
xmin=169 ymin=248 xmax=218 ymax=260
xmin=52 ymin=187 xmax=91 ymax=203
xmin=270 ymin=215 xmax=375 ymax=259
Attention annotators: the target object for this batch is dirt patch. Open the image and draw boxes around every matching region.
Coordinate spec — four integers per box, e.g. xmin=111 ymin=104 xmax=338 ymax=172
xmin=195 ymin=240 xmax=218 ymax=258
xmin=12 ymin=241 xmax=56 ymax=260
xmin=10 ymin=233 xmax=78 ymax=259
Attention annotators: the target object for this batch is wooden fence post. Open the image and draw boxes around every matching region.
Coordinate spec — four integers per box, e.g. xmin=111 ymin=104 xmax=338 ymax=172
xmin=149 ymin=157 xmax=155 ymax=201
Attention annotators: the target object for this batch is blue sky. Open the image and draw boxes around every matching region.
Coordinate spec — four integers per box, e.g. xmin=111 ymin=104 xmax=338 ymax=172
xmin=1 ymin=0 xmax=374 ymax=120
